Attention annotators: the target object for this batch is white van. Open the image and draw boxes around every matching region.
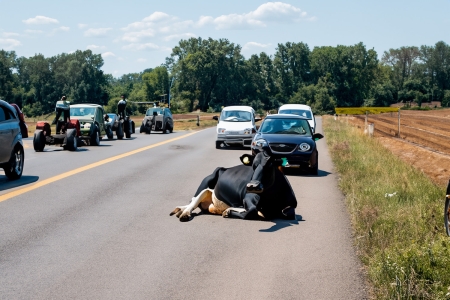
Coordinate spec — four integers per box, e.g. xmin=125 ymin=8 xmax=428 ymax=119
xmin=278 ymin=104 xmax=316 ymax=133
xmin=214 ymin=106 xmax=260 ymax=148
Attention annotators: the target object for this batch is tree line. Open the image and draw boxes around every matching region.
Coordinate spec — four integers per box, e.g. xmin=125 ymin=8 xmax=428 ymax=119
xmin=1 ymin=39 xmax=449 ymax=117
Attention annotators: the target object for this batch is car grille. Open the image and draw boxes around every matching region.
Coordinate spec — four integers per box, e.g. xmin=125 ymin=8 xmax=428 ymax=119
xmin=269 ymin=143 xmax=297 ymax=153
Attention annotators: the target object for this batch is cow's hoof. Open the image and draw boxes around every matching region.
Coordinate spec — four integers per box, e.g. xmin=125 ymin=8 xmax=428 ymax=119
xmin=170 ymin=208 xmax=181 ymax=216
xmin=282 ymin=206 xmax=296 ymax=220
xmin=222 ymin=209 xmax=230 ymax=218
xmin=247 ymin=180 xmax=263 ymax=194
xmin=179 ymin=215 xmax=192 ymax=222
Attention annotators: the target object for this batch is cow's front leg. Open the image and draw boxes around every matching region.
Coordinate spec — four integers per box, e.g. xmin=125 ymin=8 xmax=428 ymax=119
xmin=224 ymin=193 xmax=260 ymax=220
xmin=170 ymin=189 xmax=213 ymax=222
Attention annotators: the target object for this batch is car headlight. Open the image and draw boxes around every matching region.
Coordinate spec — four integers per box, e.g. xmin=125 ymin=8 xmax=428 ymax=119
xmin=298 ymin=142 xmax=311 ymax=152
xmin=218 ymin=128 xmax=226 ymax=134
xmin=84 ymin=123 xmax=91 ymax=129
xmin=252 ymin=138 xmax=268 ymax=148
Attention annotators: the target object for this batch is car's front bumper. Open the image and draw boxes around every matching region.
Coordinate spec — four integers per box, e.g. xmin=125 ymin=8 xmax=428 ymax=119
xmin=251 ymin=147 xmax=317 ymax=168
xmin=217 ymin=134 xmax=254 ymax=147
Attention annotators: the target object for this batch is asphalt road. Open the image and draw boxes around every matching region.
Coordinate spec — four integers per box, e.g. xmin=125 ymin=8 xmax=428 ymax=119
xmin=0 ymin=117 xmax=367 ymax=300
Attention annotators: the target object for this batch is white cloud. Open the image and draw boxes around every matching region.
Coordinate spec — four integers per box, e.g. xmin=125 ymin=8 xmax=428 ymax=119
xmin=0 ymin=38 xmax=21 ymax=50
xmin=123 ymin=43 xmax=160 ymax=51
xmin=78 ymin=23 xmax=88 ymax=29
xmin=58 ymin=26 xmax=70 ymax=32
xmin=208 ymin=2 xmax=315 ymax=30
xmin=102 ymin=52 xmax=116 ymax=58
xmin=2 ymin=32 xmax=20 ymax=38
xmin=163 ymin=33 xmax=196 ymax=42
xmin=86 ymin=44 xmax=106 ymax=50
xmin=23 ymin=16 xmax=59 ymax=25
xmin=243 ymin=42 xmax=271 ymax=51
xmin=84 ymin=28 xmax=112 ymax=37
xmin=25 ymin=29 xmax=44 ymax=34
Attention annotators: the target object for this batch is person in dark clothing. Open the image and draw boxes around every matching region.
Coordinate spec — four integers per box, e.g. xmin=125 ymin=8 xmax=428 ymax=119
xmin=117 ymin=95 xmax=127 ymax=120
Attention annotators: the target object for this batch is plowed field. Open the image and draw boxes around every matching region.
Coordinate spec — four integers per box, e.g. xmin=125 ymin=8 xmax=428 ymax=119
xmin=342 ymin=109 xmax=450 ymax=187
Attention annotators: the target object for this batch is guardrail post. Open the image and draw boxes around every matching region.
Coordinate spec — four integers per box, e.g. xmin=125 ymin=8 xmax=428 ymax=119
xmin=398 ymin=110 xmax=401 ymax=138
xmin=197 ymin=115 xmax=200 ymax=126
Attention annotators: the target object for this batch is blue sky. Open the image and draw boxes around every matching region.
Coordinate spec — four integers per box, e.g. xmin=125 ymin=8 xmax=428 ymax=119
xmin=1 ymin=0 xmax=449 ymax=77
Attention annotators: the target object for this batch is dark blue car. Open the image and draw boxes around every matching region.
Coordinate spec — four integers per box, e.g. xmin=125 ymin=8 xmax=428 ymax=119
xmin=251 ymin=114 xmax=323 ymax=175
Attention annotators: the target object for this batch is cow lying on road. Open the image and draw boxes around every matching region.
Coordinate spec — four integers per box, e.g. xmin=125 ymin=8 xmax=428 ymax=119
xmin=170 ymin=151 xmax=297 ymax=222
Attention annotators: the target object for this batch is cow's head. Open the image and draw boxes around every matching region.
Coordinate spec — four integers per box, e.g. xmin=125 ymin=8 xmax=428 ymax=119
xmin=240 ymin=151 xmax=279 ymax=194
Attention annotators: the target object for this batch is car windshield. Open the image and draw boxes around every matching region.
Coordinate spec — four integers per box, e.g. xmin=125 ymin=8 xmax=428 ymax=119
xmin=70 ymin=107 xmax=95 ymax=117
xmin=146 ymin=108 xmax=163 ymax=116
xmin=220 ymin=110 xmax=252 ymax=122
xmin=279 ymin=109 xmax=312 ymax=120
xmin=260 ymin=118 xmax=312 ymax=135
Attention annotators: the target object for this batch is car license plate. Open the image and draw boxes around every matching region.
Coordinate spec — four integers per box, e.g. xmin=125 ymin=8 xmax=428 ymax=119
xmin=228 ymin=131 xmax=239 ymax=135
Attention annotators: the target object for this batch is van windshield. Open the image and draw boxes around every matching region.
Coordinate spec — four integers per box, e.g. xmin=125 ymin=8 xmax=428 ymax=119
xmin=220 ymin=110 xmax=252 ymax=122
xmin=279 ymin=109 xmax=312 ymax=119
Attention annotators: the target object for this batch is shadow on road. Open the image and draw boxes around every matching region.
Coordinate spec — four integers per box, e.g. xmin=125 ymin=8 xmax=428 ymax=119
xmin=0 ymin=175 xmax=39 ymax=191
xmin=259 ymin=214 xmax=304 ymax=232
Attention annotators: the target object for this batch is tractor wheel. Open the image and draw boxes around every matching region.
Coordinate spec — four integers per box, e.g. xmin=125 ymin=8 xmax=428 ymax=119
xmin=33 ymin=130 xmax=45 ymax=152
xmin=106 ymin=127 xmax=113 ymax=139
xmin=117 ymin=123 xmax=124 ymax=140
xmin=163 ymin=123 xmax=169 ymax=134
xmin=90 ymin=126 xmax=100 ymax=146
xmin=140 ymin=124 xmax=145 ymax=133
xmin=169 ymin=123 xmax=173 ymax=133
xmin=66 ymin=129 xmax=78 ymax=151
xmin=131 ymin=121 xmax=135 ymax=134
xmin=4 ymin=144 xmax=24 ymax=180
xmin=125 ymin=121 xmax=131 ymax=138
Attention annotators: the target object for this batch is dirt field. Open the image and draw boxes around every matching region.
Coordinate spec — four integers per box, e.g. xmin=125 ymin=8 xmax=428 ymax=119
xmin=342 ymin=109 xmax=450 ymax=188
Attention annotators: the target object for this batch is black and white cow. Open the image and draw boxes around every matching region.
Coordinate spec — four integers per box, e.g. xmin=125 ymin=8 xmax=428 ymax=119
xmin=170 ymin=151 xmax=297 ymax=222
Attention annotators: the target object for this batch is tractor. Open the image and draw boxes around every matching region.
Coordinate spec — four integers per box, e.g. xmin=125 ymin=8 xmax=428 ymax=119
xmin=33 ymin=100 xmax=80 ymax=151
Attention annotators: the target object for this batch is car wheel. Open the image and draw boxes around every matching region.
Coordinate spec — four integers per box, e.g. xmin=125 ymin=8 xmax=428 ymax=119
xmin=215 ymin=141 xmax=223 ymax=149
xmin=309 ymin=153 xmax=319 ymax=175
xmin=131 ymin=121 xmax=135 ymax=134
xmin=20 ymin=122 xmax=28 ymax=138
xmin=117 ymin=123 xmax=124 ymax=140
xmin=163 ymin=123 xmax=169 ymax=134
xmin=169 ymin=124 xmax=173 ymax=133
xmin=90 ymin=126 xmax=100 ymax=146
xmin=33 ymin=130 xmax=45 ymax=152
xmin=140 ymin=124 xmax=144 ymax=133
xmin=66 ymin=129 xmax=78 ymax=151
xmin=4 ymin=144 xmax=24 ymax=180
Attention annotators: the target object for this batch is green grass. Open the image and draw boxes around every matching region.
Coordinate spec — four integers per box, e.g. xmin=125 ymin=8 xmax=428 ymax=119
xmin=323 ymin=116 xmax=450 ymax=299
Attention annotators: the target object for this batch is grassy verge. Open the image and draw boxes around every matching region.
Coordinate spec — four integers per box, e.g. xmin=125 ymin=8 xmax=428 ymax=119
xmin=323 ymin=116 xmax=450 ymax=299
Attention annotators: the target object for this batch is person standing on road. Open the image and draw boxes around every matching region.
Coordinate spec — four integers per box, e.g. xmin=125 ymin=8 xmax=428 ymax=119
xmin=118 ymin=95 xmax=127 ymax=120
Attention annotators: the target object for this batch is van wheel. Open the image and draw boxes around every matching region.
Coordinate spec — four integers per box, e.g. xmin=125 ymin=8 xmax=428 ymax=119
xmin=33 ymin=130 xmax=45 ymax=152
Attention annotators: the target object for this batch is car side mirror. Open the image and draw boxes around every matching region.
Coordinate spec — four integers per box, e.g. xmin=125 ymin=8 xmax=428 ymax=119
xmin=212 ymin=116 xmax=219 ymax=121
xmin=313 ymin=133 xmax=324 ymax=141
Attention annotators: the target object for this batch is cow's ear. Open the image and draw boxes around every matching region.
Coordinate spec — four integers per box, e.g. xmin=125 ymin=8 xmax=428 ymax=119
xmin=240 ymin=154 xmax=255 ymax=166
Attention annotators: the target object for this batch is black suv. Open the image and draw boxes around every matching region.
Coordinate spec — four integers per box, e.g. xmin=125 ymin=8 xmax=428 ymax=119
xmin=140 ymin=107 xmax=174 ymax=134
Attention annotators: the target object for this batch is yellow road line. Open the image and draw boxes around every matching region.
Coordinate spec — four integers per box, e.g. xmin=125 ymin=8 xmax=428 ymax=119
xmin=0 ymin=131 xmax=199 ymax=203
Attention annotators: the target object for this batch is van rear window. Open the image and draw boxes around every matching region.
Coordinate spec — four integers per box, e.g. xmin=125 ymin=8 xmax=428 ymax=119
xmin=279 ymin=109 xmax=312 ymax=119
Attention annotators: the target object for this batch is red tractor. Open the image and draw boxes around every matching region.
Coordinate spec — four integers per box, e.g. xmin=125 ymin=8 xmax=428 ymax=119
xmin=33 ymin=100 xmax=80 ymax=152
